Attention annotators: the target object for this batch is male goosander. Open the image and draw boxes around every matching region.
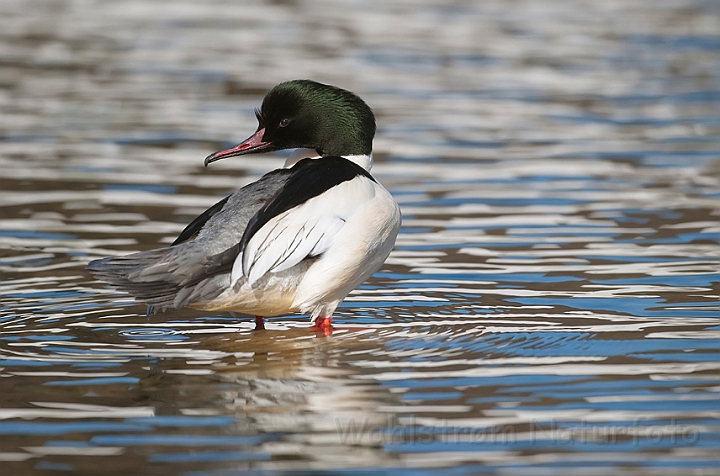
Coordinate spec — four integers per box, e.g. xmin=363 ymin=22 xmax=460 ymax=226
xmin=88 ymin=80 xmax=402 ymax=332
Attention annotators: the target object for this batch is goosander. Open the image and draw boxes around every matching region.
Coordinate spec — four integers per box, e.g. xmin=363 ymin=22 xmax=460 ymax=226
xmin=88 ymin=80 xmax=402 ymax=332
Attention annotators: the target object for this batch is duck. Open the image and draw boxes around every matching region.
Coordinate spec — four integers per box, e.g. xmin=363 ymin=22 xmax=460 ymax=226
xmin=87 ymin=79 xmax=402 ymax=333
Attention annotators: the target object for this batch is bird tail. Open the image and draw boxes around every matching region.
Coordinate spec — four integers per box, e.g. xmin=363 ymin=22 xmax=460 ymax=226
xmin=87 ymin=248 xmax=184 ymax=312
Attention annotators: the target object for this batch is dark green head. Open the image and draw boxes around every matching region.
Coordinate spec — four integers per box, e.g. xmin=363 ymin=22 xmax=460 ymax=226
xmin=205 ymin=80 xmax=376 ymax=165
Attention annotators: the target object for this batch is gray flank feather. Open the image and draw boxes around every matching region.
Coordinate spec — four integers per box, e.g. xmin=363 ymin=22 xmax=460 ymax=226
xmin=87 ymin=170 xmax=291 ymax=311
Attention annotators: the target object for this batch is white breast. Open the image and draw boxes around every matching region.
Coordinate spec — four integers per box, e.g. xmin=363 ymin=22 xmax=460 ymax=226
xmin=290 ymin=176 xmax=401 ymax=318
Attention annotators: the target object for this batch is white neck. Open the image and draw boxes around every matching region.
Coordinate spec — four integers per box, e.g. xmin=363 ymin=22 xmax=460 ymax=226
xmin=283 ymin=148 xmax=320 ymax=168
xmin=283 ymin=148 xmax=373 ymax=171
xmin=344 ymin=153 xmax=373 ymax=171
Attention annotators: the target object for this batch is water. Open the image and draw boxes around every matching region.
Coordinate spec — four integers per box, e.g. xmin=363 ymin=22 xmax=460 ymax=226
xmin=1 ymin=0 xmax=720 ymax=474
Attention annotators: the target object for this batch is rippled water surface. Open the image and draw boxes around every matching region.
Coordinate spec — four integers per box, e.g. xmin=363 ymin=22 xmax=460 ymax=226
xmin=1 ymin=0 xmax=720 ymax=474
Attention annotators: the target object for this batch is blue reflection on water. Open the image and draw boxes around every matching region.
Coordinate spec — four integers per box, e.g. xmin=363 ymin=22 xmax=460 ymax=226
xmin=508 ymin=297 xmax=719 ymax=318
xmin=34 ymin=461 xmax=74 ymax=471
xmin=0 ymin=230 xmax=77 ymax=240
xmin=376 ymin=272 xmax=584 ymax=283
xmin=0 ymin=422 xmax=152 ymax=435
xmin=1 ymin=335 xmax=75 ymax=341
xmin=625 ymin=34 xmax=720 ymax=51
xmin=382 ymin=436 xmax=701 ymax=454
xmin=127 ymin=416 xmax=237 ymax=427
xmin=44 ymin=377 xmax=140 ymax=386
xmin=593 ymin=275 xmax=719 ymax=286
xmin=90 ymin=434 xmax=276 ymax=446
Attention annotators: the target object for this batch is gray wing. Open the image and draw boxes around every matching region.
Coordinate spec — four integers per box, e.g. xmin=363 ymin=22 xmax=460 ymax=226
xmin=194 ymin=169 xmax=289 ymax=253
xmin=87 ymin=169 xmax=290 ymax=312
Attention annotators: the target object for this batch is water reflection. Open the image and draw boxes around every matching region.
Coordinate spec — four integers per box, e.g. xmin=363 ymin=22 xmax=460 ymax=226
xmin=2 ymin=0 xmax=720 ymax=474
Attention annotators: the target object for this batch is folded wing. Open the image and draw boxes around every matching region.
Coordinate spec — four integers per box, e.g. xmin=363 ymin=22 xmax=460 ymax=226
xmin=232 ymin=157 xmax=377 ymax=286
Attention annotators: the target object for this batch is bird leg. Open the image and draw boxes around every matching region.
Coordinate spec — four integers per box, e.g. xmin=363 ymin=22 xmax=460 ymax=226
xmin=312 ymin=316 xmax=333 ymax=336
xmin=254 ymin=316 xmax=265 ymax=331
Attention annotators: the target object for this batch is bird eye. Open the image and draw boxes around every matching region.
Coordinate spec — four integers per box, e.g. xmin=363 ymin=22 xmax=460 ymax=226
xmin=278 ymin=118 xmax=291 ymax=128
